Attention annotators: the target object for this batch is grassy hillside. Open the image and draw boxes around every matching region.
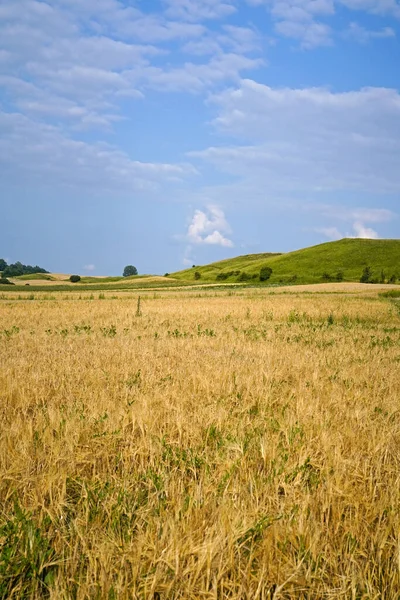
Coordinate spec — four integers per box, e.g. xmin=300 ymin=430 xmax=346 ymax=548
xmin=171 ymin=239 xmax=400 ymax=285
xmin=13 ymin=273 xmax=57 ymax=281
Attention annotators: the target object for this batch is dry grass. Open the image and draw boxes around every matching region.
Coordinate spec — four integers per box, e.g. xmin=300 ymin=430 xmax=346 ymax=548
xmin=1 ymin=288 xmax=400 ymax=599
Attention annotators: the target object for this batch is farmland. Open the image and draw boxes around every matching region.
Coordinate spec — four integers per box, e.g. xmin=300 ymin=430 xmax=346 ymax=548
xmin=1 ymin=285 xmax=400 ymax=598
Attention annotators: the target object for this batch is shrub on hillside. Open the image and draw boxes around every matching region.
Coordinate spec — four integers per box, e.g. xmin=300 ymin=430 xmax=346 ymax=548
xmin=237 ymin=272 xmax=252 ymax=282
xmin=0 ymin=277 xmax=15 ymax=285
xmin=216 ymin=270 xmax=240 ymax=281
xmin=194 ymin=271 xmax=201 ymax=280
xmin=216 ymin=272 xmax=229 ymax=281
xmin=260 ymin=266 xmax=272 ymax=282
xmin=360 ymin=266 xmax=372 ymax=283
xmin=69 ymin=275 xmax=81 ymax=283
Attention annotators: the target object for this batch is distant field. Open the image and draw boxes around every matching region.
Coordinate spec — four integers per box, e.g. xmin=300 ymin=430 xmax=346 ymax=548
xmin=5 ymin=274 xmax=175 ymax=290
xmin=3 ymin=239 xmax=399 ymax=292
xmin=1 ymin=285 xmax=400 ymax=598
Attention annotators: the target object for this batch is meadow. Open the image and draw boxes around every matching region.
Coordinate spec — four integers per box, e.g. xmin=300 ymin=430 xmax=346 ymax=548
xmin=1 ymin=286 xmax=400 ymax=599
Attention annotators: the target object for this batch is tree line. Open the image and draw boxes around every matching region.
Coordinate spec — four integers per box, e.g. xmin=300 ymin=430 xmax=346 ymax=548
xmin=0 ymin=259 xmax=49 ymax=278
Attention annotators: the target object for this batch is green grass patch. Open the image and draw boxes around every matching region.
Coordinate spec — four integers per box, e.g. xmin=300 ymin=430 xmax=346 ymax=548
xmin=381 ymin=290 xmax=400 ymax=298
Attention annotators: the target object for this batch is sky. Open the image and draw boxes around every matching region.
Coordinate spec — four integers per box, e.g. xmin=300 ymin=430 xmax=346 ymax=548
xmin=0 ymin=0 xmax=399 ymax=275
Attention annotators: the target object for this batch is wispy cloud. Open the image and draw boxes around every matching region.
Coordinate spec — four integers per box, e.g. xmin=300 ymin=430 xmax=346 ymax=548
xmin=246 ymin=0 xmax=400 ymax=48
xmin=164 ymin=0 xmax=237 ymax=21
xmin=191 ymin=80 xmax=400 ymax=195
xmin=352 ymin=222 xmax=379 ymax=238
xmin=315 ymin=226 xmax=343 ymax=240
xmin=344 ymin=22 xmax=396 ymax=43
xmin=0 ymin=111 xmax=196 ymax=192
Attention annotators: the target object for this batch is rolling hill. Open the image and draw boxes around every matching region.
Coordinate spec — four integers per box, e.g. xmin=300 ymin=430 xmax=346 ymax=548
xmin=171 ymin=238 xmax=400 ymax=285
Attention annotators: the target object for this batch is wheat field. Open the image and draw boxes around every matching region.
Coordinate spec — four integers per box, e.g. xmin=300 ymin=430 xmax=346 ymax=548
xmin=1 ymin=288 xmax=400 ymax=599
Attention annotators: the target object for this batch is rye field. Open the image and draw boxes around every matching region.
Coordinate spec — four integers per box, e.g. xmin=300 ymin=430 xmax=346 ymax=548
xmin=1 ymin=286 xmax=400 ymax=599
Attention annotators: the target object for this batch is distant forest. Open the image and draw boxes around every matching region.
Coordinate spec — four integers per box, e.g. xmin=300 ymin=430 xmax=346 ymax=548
xmin=0 ymin=259 xmax=49 ymax=278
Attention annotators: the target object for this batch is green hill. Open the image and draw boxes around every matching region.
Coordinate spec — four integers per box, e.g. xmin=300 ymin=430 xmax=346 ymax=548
xmin=171 ymin=239 xmax=400 ymax=285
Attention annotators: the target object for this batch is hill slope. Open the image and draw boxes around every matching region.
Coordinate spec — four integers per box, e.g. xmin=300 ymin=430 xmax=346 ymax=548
xmin=171 ymin=239 xmax=400 ymax=284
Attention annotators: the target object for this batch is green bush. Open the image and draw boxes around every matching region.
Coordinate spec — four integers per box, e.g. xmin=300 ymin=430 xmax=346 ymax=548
xmin=0 ymin=277 xmax=15 ymax=285
xmin=260 ymin=266 xmax=273 ymax=282
xmin=69 ymin=275 xmax=81 ymax=283
xmin=237 ymin=272 xmax=252 ymax=282
xmin=194 ymin=271 xmax=201 ymax=280
xmin=360 ymin=267 xmax=372 ymax=283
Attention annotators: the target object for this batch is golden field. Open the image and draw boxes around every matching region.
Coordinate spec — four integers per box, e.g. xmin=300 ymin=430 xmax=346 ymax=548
xmin=1 ymin=287 xmax=400 ymax=599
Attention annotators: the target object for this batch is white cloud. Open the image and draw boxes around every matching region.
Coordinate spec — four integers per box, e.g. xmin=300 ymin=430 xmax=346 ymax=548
xmin=352 ymin=221 xmax=379 ymax=238
xmin=186 ymin=205 xmax=234 ymax=246
xmin=183 ymin=24 xmax=261 ymax=55
xmin=0 ymin=0 xmax=264 ymax=134
xmin=136 ymin=53 xmax=262 ymax=92
xmin=276 ymin=20 xmax=332 ymax=47
xmin=203 ymin=230 xmax=234 ymax=246
xmin=339 ymin=0 xmax=400 ymax=18
xmin=190 ymin=80 xmax=400 ymax=194
xmin=246 ymin=0 xmax=400 ymax=48
xmin=164 ymin=0 xmax=237 ymax=21
xmin=84 ymin=264 xmax=96 ymax=271
xmin=0 ymin=111 xmax=196 ymax=192
xmin=345 ymin=22 xmax=396 ymax=42
xmin=316 ymin=221 xmax=380 ymax=239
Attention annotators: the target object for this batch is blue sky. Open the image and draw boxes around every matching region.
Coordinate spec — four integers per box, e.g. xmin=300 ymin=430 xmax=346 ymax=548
xmin=0 ymin=0 xmax=399 ymax=275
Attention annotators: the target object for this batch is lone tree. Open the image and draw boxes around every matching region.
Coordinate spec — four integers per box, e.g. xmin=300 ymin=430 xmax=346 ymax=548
xmin=69 ymin=275 xmax=81 ymax=283
xmin=123 ymin=265 xmax=138 ymax=277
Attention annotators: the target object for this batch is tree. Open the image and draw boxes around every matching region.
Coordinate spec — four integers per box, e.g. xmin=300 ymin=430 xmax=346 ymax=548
xmin=123 ymin=265 xmax=138 ymax=277
xmin=194 ymin=271 xmax=201 ymax=280
xmin=2 ymin=260 xmax=48 ymax=277
xmin=260 ymin=266 xmax=273 ymax=282
xmin=360 ymin=266 xmax=372 ymax=283
xmin=69 ymin=275 xmax=81 ymax=283
xmin=0 ymin=259 xmax=7 ymax=272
